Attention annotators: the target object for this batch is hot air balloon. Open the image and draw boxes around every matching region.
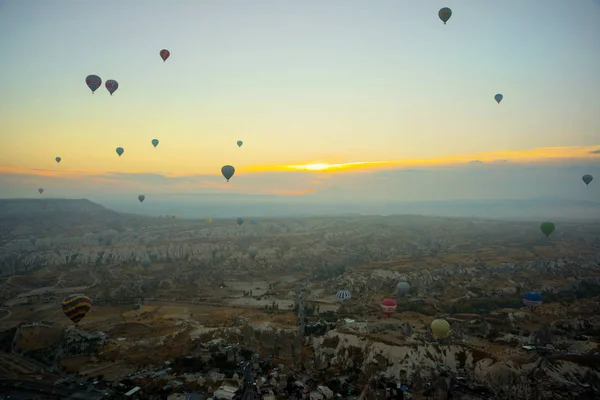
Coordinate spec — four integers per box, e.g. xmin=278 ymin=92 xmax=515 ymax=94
xmin=152 ymin=139 xmax=159 ymax=148
xmin=247 ymin=246 xmax=259 ymax=260
xmin=237 ymin=141 xmax=243 ymax=148
xmin=105 ymin=79 xmax=119 ymax=95
xmin=582 ymin=174 xmax=593 ymax=186
xmin=522 ymin=291 xmax=542 ymax=310
xmin=494 ymin=94 xmax=503 ymax=104
xmin=38 ymin=188 xmax=44 ymax=194
xmin=55 ymin=157 xmax=62 ymax=164
xmin=116 ymin=147 xmax=124 ymax=156
xmin=221 ymin=165 xmax=235 ymax=182
xmin=85 ymin=75 xmax=102 ymax=93
xmin=251 ymin=219 xmax=258 ymax=225
xmin=140 ymin=257 xmax=151 ymax=268
xmin=396 ymin=281 xmax=410 ymax=296
xmin=61 ymin=294 xmax=92 ymax=325
xmin=540 ymin=222 xmax=555 ymax=237
xmin=380 ymin=298 xmax=397 ymax=318
xmin=205 ymin=218 xmax=213 ymax=224
xmin=237 ymin=217 xmax=244 ymax=226
xmin=29 ymin=236 xmax=37 ymax=245
xmin=335 ymin=290 xmax=351 ymax=302
xmin=160 ymin=49 xmax=170 ymax=62
xmin=438 ymin=7 xmax=452 ymax=24
xmin=138 ymin=195 xmax=145 ymax=203
xmin=431 ymin=319 xmax=451 ymax=339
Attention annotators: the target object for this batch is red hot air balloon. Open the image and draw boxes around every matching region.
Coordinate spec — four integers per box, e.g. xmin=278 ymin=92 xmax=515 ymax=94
xmin=380 ymin=298 xmax=397 ymax=318
xmin=160 ymin=49 xmax=170 ymax=62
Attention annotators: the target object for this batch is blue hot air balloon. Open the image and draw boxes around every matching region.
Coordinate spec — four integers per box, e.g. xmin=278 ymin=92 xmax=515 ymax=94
xmin=221 ymin=165 xmax=235 ymax=182
xmin=237 ymin=140 xmax=243 ymax=148
xmin=152 ymin=139 xmax=159 ymax=148
xmin=523 ymin=292 xmax=542 ymax=310
xmin=116 ymin=147 xmax=124 ymax=156
xmin=55 ymin=157 xmax=62 ymax=164
xmin=494 ymin=94 xmax=503 ymax=104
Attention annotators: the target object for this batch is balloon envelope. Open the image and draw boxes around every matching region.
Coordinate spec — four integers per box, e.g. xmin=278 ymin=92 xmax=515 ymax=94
xmin=160 ymin=49 xmax=170 ymax=62
xmin=380 ymin=298 xmax=397 ymax=317
xmin=85 ymin=75 xmax=102 ymax=93
xmin=582 ymin=174 xmax=593 ymax=186
xmin=138 ymin=195 xmax=145 ymax=203
xmin=494 ymin=94 xmax=503 ymax=104
xmin=105 ymin=79 xmax=119 ymax=95
xmin=336 ymin=290 xmax=351 ymax=302
xmin=152 ymin=139 xmax=159 ymax=148
xmin=431 ymin=319 xmax=451 ymax=339
xmin=438 ymin=7 xmax=452 ymax=24
xmin=62 ymin=294 xmax=92 ymax=324
xmin=396 ymin=281 xmax=410 ymax=296
xmin=523 ymin=292 xmax=542 ymax=307
xmin=116 ymin=147 xmax=124 ymax=156
xmin=540 ymin=222 xmax=555 ymax=237
xmin=222 ymin=165 xmax=235 ymax=181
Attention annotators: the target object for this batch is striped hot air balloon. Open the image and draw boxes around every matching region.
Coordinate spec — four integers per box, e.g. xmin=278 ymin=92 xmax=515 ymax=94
xmin=335 ymin=290 xmax=352 ymax=302
xmin=61 ymin=294 xmax=92 ymax=325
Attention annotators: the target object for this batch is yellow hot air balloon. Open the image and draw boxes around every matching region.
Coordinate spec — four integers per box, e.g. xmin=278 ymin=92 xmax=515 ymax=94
xmin=61 ymin=294 xmax=92 ymax=325
xmin=205 ymin=218 xmax=213 ymax=224
xmin=431 ymin=319 xmax=450 ymax=339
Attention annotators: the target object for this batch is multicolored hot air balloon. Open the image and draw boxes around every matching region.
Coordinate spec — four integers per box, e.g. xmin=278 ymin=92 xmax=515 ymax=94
xmin=85 ymin=75 xmax=102 ymax=93
xmin=523 ymin=291 xmax=542 ymax=310
xmin=152 ymin=139 xmax=159 ymax=148
xmin=138 ymin=195 xmax=145 ymax=203
xmin=431 ymin=319 xmax=451 ymax=339
xmin=237 ymin=217 xmax=244 ymax=226
xmin=105 ymin=80 xmax=119 ymax=95
xmin=221 ymin=165 xmax=235 ymax=182
xmin=62 ymin=294 xmax=92 ymax=325
xmin=55 ymin=157 xmax=62 ymax=164
xmin=335 ymin=290 xmax=351 ymax=302
xmin=237 ymin=140 xmax=243 ymax=148
xmin=380 ymin=298 xmax=397 ymax=318
xmin=582 ymin=174 xmax=593 ymax=186
xmin=116 ymin=147 xmax=124 ymax=156
xmin=438 ymin=7 xmax=452 ymax=24
xmin=494 ymin=94 xmax=503 ymax=104
xmin=160 ymin=49 xmax=170 ymax=62
xmin=247 ymin=246 xmax=259 ymax=260
xmin=396 ymin=281 xmax=410 ymax=296
xmin=540 ymin=222 xmax=555 ymax=237
xmin=38 ymin=188 xmax=44 ymax=195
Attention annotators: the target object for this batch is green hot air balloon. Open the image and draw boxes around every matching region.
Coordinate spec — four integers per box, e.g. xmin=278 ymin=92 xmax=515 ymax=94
xmin=540 ymin=222 xmax=555 ymax=237
xmin=438 ymin=7 xmax=452 ymax=24
xmin=431 ymin=319 xmax=450 ymax=339
xmin=221 ymin=165 xmax=235 ymax=182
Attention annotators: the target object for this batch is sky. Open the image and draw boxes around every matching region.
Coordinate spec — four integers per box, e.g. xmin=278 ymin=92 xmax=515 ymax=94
xmin=1 ymin=0 xmax=599 ymax=213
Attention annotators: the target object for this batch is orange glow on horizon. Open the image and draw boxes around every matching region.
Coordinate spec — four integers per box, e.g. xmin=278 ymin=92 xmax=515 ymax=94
xmin=1 ymin=145 xmax=598 ymax=179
